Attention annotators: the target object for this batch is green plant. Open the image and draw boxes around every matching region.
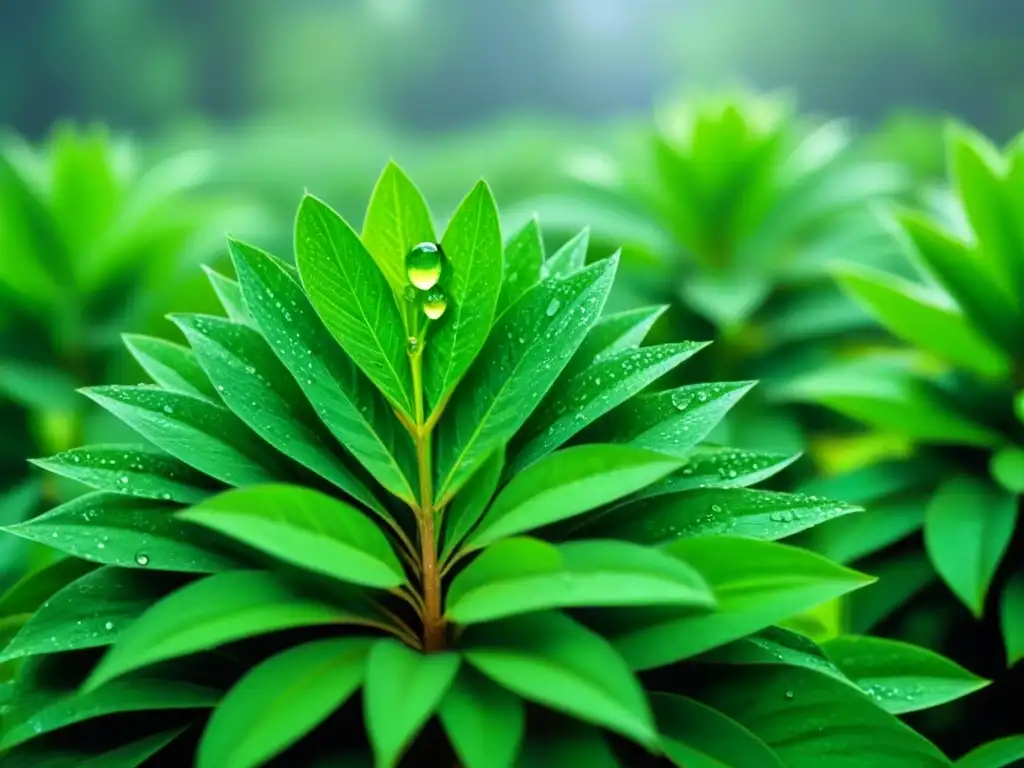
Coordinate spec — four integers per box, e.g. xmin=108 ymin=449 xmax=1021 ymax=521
xmin=780 ymin=123 xmax=1024 ymax=760
xmin=0 ymin=164 xmax=984 ymax=767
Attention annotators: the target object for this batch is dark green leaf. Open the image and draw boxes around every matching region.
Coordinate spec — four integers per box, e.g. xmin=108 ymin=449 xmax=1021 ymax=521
xmin=202 ymin=265 xmax=254 ymax=326
xmin=541 ymin=227 xmax=589 ymax=279
xmin=848 ymin=552 xmax=936 ymax=634
xmin=123 ymin=334 xmax=218 ymax=400
xmin=295 ymin=194 xmax=414 ymax=416
xmin=698 ymin=626 xmax=847 ymax=683
xmin=0 ymin=558 xmax=95 ymax=619
xmin=439 ymin=665 xmax=525 ymax=768
xmin=956 ymin=735 xmax=1024 ymax=768
xmin=496 ymin=216 xmax=543 ymax=316
xmin=560 ymin=304 xmax=668 ymax=382
xmin=515 ymin=720 xmax=619 ymax=768
xmin=1000 ymin=571 xmax=1024 ymax=667
xmin=178 ymin=485 xmax=405 ymax=588
xmin=197 ymin=637 xmax=375 ymax=768
xmin=807 ymin=498 xmax=925 ymax=565
xmin=440 ymin=449 xmax=503 ymax=563
xmin=364 ymin=638 xmax=460 ymax=768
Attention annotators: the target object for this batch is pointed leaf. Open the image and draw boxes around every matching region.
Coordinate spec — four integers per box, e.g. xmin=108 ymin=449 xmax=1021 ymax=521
xmin=441 ymin=449 xmax=503 ymax=562
xmin=807 ymin=498 xmax=925 ymax=565
xmin=699 ymin=626 xmax=847 ymax=683
xmin=956 ymin=735 xmax=1024 ymax=768
xmin=561 ymin=304 xmax=668 ymax=382
xmin=439 ymin=665 xmax=525 ymax=768
xmin=0 ymin=728 xmax=187 ymax=768
xmin=541 ymin=228 xmax=589 ymax=279
xmin=496 ymin=217 xmax=543 ymax=316
xmin=633 ymin=447 xmax=799 ymax=500
xmin=202 ymin=265 xmax=255 ymax=326
xmin=295 ymin=194 xmax=414 ymax=415
xmin=1001 ymin=571 xmax=1024 ymax=667
xmin=197 ymin=637 xmax=375 ymax=768
xmin=178 ymin=485 xmax=405 ymax=588
xmin=123 ymin=334 xmax=218 ymax=400
xmin=365 ymin=639 xmax=460 ymax=768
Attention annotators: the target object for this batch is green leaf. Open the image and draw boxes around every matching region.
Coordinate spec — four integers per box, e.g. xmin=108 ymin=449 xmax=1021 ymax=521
xmin=295 ymin=194 xmax=414 ymax=416
xmin=123 ymin=334 xmax=218 ymax=400
xmin=364 ymin=638 xmax=461 ymax=768
xmin=1 ymin=677 xmax=218 ymax=750
xmin=84 ymin=570 xmax=357 ymax=690
xmin=445 ymin=538 xmax=714 ymax=624
xmin=806 ymin=498 xmax=925 ymax=565
xmin=585 ymin=381 xmax=756 ymax=457
xmin=541 ymin=227 xmax=589 ymax=279
xmin=515 ymin=720 xmax=619 ymax=768
xmin=439 ymin=665 xmax=525 ymax=768
xmin=698 ymin=626 xmax=848 ymax=682
xmin=425 ymin=181 xmax=503 ymax=410
xmin=924 ymin=476 xmax=1016 ymax=617
xmin=0 ymin=567 xmax=179 ymax=662
xmin=1000 ymin=571 xmax=1024 ymax=667
xmin=30 ymin=444 xmax=221 ymax=504
xmin=651 ymin=693 xmax=785 ymax=768
xmin=361 ymin=161 xmax=437 ymax=295
xmin=202 ymin=265 xmax=255 ymax=327
xmin=632 ymin=447 xmax=799 ymax=500
xmin=466 ymin=445 xmax=680 ymax=549
xmin=178 ymin=485 xmax=405 ymax=589
xmin=0 ymin=359 xmax=78 ymax=411
xmin=440 ymin=448 xmax=504 ymax=563
xmin=990 ymin=447 xmax=1024 ymax=494
xmin=610 ymin=537 xmax=874 ymax=670
xmin=834 ymin=262 xmax=1010 ymax=377
xmin=462 ymin=611 xmax=657 ymax=748
xmin=0 ymin=558 xmax=95 ymax=620
xmin=197 ymin=637 xmax=375 ymax=768
xmin=695 ymin=665 xmax=949 ymax=768
xmin=435 ymin=257 xmax=617 ymax=500
xmin=821 ymin=635 xmax=989 ymax=714
xmin=560 ymin=304 xmax=668 ymax=382
xmin=48 ymin=125 xmax=118 ymax=261
xmin=230 ymin=239 xmax=416 ymax=503
xmin=0 ymin=728 xmax=186 ymax=768
xmin=584 ymin=488 xmax=859 ymax=543
xmin=509 ymin=341 xmax=706 ymax=473
xmin=847 ymin=551 xmax=936 ymax=634
xmin=82 ymin=386 xmax=287 ymax=486
xmin=956 ymin=735 xmax=1024 ymax=768
xmin=3 ymin=492 xmax=236 ymax=573
xmin=172 ymin=313 xmax=383 ymax=513
xmin=496 ymin=216 xmax=544 ymax=316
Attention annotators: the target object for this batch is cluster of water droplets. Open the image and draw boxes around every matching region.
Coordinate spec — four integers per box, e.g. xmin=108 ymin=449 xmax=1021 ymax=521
xmin=404 ymin=243 xmax=449 ymax=329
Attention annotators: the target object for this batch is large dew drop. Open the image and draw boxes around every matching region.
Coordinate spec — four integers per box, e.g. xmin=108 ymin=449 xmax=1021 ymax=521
xmin=422 ymin=288 xmax=448 ymax=320
xmin=406 ymin=242 xmax=443 ymax=291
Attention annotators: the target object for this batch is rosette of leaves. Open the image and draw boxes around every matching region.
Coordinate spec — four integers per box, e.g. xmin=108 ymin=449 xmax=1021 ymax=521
xmin=779 ymin=124 xmax=1024 ymax=761
xmin=0 ymin=124 xmax=255 ymax=586
xmin=0 ymin=164 xmax=978 ymax=767
xmin=511 ymin=90 xmax=907 ymax=458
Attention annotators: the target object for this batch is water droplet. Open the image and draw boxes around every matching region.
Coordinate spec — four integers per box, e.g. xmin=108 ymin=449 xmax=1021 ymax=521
xmin=406 ymin=242 xmax=443 ymax=290
xmin=118 ymin=476 xmax=129 ymax=484
xmin=545 ymin=298 xmax=561 ymax=316
xmin=407 ymin=336 xmax=419 ymax=353
xmin=162 ymin=405 xmax=174 ymax=415
xmin=134 ymin=552 xmax=150 ymax=566
xmin=671 ymin=392 xmax=693 ymax=411
xmin=784 ymin=690 xmax=795 ymax=700
xmin=96 ymin=542 xmax=105 ymax=550
xmin=403 ymin=284 xmax=418 ymax=302
xmin=422 ymin=288 xmax=448 ymax=320
xmin=104 ymin=621 xmax=114 ymax=631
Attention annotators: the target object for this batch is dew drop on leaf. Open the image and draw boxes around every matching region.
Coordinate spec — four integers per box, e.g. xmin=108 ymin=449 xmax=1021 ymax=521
xmin=422 ymin=288 xmax=448 ymax=320
xmin=134 ymin=552 xmax=150 ymax=567
xmin=406 ymin=242 xmax=443 ymax=290
xmin=407 ymin=336 xmax=419 ymax=353
xmin=162 ymin=405 xmax=174 ymax=415
xmin=545 ymin=298 xmax=561 ymax=317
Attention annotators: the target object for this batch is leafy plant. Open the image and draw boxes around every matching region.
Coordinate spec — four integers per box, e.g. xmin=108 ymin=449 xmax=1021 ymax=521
xmin=0 ymin=164 xmax=982 ymax=766
xmin=781 ymin=123 xmax=1024 ymax=760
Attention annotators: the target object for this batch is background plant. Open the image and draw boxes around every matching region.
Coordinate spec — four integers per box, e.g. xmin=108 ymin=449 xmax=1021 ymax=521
xmin=0 ymin=165 xmax=986 ymax=766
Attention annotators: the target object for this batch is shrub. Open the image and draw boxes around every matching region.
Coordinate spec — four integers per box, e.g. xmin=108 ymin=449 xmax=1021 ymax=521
xmin=0 ymin=164 xmax=980 ymax=766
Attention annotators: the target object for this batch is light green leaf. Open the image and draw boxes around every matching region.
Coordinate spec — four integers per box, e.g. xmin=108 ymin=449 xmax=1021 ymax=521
xmin=435 ymin=256 xmax=617 ymax=501
xmin=82 ymin=385 xmax=287 ymax=486
xmin=509 ymin=341 xmax=706 ymax=473
xmin=990 ymin=447 xmax=1024 ymax=494
xmin=439 ymin=665 xmax=525 ymax=768
xmin=541 ymin=227 xmax=589 ymax=279
xmin=561 ymin=304 xmax=668 ymax=382
xmin=924 ymin=476 xmax=1016 ymax=617
xmin=652 ymin=693 xmax=785 ymax=768
xmin=425 ymin=181 xmax=503 ymax=410
xmin=821 ymin=635 xmax=989 ymax=714
xmin=197 ymin=637 xmax=375 ymax=768
xmin=0 ymin=359 xmax=78 ymax=411
xmin=172 ymin=313 xmax=383 ymax=513
xmin=30 ymin=444 xmax=221 ymax=504
xmin=446 ymin=537 xmax=714 ymax=624
xmin=361 ymin=161 xmax=437 ymax=295
xmin=230 ymin=238 xmax=416 ymax=503
xmin=610 ymin=537 xmax=873 ymax=670
xmin=632 ymin=447 xmax=799 ymax=500
xmin=202 ymin=265 xmax=255 ymax=327
xmin=440 ymin=449 xmax=503 ymax=563
xmin=178 ymin=485 xmax=405 ymax=588
xmin=48 ymin=125 xmax=118 ymax=262
xmin=295 ymin=194 xmax=414 ymax=416
xmin=1000 ymin=571 xmax=1024 ymax=667
xmin=496 ymin=216 xmax=543 ymax=316
xmin=463 ymin=611 xmax=657 ymax=748
xmin=3 ymin=492 xmax=237 ymax=573
xmin=956 ymin=735 xmax=1024 ymax=768
xmin=466 ymin=444 xmax=680 ymax=549
xmin=84 ymin=570 xmax=357 ymax=690
xmin=364 ymin=638 xmax=461 ymax=768
xmin=123 ymin=334 xmax=218 ymax=400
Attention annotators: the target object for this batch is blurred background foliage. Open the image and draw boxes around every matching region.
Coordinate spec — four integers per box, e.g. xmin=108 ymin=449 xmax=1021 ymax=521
xmin=2 ymin=0 xmax=1024 ymax=758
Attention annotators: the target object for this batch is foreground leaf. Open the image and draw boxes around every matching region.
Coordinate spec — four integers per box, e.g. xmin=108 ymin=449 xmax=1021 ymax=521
xmin=496 ymin=217 xmax=543 ymax=316
xmin=439 ymin=666 xmax=525 ymax=768
xmin=440 ymin=449 xmax=504 ymax=562
xmin=123 ymin=334 xmax=218 ymax=400
xmin=956 ymin=735 xmax=1024 ymax=768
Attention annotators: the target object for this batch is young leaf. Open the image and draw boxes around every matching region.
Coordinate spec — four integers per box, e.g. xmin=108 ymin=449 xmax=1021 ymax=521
xmin=30 ymin=444 xmax=221 ymax=504
xmin=229 ymin=239 xmax=416 ymax=503
xmin=361 ymin=161 xmax=437 ymax=294
xmin=197 ymin=637 xmax=375 ymax=768
xmin=295 ymin=194 xmax=414 ymax=416
xmin=1000 ymin=571 xmax=1024 ymax=667
xmin=462 ymin=611 xmax=657 ymax=748
xmin=425 ymin=181 xmax=503 ymax=410
xmin=81 ymin=386 xmax=288 ymax=487
xmin=364 ymin=638 xmax=461 ymax=768
xmin=83 ymin=570 xmax=358 ymax=690
xmin=560 ymin=304 xmax=669 ymax=382
xmin=435 ymin=256 xmax=617 ymax=500
xmin=440 ymin=449 xmax=504 ymax=563
xmin=439 ymin=665 xmax=525 ymax=768
xmin=202 ymin=265 xmax=255 ymax=327
xmin=956 ymin=735 xmax=1024 ymax=768
xmin=541 ymin=227 xmax=589 ymax=279
xmin=632 ymin=447 xmax=799 ymax=500
xmin=123 ymin=335 xmax=218 ymax=400
xmin=465 ymin=444 xmax=681 ymax=549
xmin=496 ymin=216 xmax=543 ymax=316
xmin=178 ymin=485 xmax=406 ymax=589
xmin=821 ymin=635 xmax=989 ymax=714
xmin=924 ymin=476 xmax=1016 ymax=617
xmin=3 ymin=492 xmax=237 ymax=573
xmin=445 ymin=537 xmax=714 ymax=624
